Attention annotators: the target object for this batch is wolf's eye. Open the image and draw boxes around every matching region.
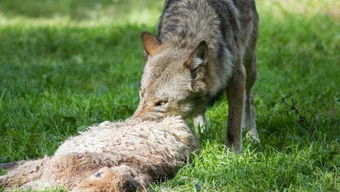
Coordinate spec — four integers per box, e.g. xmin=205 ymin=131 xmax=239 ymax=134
xmin=155 ymin=100 xmax=168 ymax=106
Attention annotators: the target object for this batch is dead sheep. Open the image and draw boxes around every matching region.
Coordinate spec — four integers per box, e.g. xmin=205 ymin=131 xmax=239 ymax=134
xmin=0 ymin=116 xmax=199 ymax=192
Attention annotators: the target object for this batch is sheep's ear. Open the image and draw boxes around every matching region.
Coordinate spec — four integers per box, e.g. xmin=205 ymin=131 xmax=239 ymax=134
xmin=186 ymin=41 xmax=208 ymax=74
xmin=141 ymin=32 xmax=162 ymax=58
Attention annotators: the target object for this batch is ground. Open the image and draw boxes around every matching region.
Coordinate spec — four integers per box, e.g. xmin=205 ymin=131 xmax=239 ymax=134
xmin=0 ymin=0 xmax=339 ymax=191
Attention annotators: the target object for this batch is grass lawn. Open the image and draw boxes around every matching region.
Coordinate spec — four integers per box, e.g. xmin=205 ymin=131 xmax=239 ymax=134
xmin=0 ymin=0 xmax=339 ymax=191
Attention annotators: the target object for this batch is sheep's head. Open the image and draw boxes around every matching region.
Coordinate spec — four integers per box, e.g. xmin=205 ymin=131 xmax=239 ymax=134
xmin=73 ymin=166 xmax=140 ymax=192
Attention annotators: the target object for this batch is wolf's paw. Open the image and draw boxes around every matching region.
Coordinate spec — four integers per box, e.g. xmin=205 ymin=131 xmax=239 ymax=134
xmin=246 ymin=130 xmax=260 ymax=143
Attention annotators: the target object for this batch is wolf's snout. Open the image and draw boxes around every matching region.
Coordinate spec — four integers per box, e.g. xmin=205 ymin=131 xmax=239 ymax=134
xmin=133 ymin=102 xmax=165 ymax=121
xmin=132 ymin=102 xmax=150 ymax=119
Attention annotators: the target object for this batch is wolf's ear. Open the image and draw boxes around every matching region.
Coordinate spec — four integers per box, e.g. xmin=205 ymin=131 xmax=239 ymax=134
xmin=186 ymin=41 xmax=209 ymax=92
xmin=186 ymin=41 xmax=208 ymax=72
xmin=141 ymin=32 xmax=162 ymax=58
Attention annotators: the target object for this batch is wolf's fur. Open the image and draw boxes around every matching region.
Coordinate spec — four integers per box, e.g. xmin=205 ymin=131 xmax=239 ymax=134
xmin=133 ymin=0 xmax=259 ymax=152
xmin=0 ymin=117 xmax=199 ymax=191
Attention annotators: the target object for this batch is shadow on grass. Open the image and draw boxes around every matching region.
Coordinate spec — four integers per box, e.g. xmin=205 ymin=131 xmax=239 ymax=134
xmin=0 ymin=0 xmax=162 ymax=21
xmin=0 ymin=24 xmax=156 ymax=162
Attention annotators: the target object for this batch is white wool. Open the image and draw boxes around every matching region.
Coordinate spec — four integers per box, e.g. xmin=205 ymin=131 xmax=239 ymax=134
xmin=1 ymin=116 xmax=199 ymax=191
xmin=54 ymin=117 xmax=197 ymax=164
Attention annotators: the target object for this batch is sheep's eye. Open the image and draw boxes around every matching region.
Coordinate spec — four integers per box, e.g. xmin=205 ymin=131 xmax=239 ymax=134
xmin=94 ymin=172 xmax=102 ymax=178
xmin=155 ymin=100 xmax=168 ymax=106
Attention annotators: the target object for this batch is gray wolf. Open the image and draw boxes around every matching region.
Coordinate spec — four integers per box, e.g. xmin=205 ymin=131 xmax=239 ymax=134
xmin=0 ymin=117 xmax=199 ymax=191
xmin=133 ymin=0 xmax=260 ymax=152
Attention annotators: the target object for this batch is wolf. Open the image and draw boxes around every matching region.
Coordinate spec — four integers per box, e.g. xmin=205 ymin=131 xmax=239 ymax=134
xmin=133 ymin=0 xmax=259 ymax=152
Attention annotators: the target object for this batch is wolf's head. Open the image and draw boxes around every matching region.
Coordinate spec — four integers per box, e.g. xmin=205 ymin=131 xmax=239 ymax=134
xmin=133 ymin=32 xmax=210 ymax=120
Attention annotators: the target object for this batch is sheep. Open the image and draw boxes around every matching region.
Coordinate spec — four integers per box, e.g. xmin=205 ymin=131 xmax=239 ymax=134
xmin=0 ymin=116 xmax=199 ymax=191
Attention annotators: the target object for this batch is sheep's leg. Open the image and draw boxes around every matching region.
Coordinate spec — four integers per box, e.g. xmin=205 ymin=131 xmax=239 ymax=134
xmin=0 ymin=161 xmax=27 ymax=170
xmin=0 ymin=157 xmax=49 ymax=188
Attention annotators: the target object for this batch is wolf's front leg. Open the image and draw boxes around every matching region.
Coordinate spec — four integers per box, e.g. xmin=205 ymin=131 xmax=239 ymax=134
xmin=193 ymin=111 xmax=207 ymax=133
xmin=226 ymin=66 xmax=246 ymax=153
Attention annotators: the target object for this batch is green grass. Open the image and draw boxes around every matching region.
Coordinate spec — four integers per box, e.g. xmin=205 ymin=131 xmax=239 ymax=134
xmin=0 ymin=0 xmax=339 ymax=191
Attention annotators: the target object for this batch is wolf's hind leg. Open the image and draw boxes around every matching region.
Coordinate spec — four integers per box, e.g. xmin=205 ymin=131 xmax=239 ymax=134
xmin=244 ymin=90 xmax=259 ymax=142
xmin=0 ymin=157 xmax=49 ymax=188
xmin=243 ymin=48 xmax=259 ymax=142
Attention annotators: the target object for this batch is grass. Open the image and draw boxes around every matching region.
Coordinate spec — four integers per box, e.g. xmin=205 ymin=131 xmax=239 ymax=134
xmin=0 ymin=0 xmax=339 ymax=191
